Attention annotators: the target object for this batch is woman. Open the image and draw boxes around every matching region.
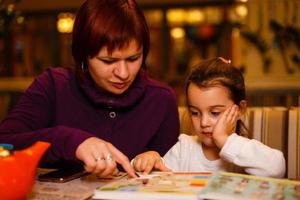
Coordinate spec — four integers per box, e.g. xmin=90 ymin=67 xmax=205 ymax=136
xmin=0 ymin=0 xmax=179 ymax=178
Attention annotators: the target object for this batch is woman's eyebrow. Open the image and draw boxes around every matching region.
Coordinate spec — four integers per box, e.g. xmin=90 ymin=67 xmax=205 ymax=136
xmin=99 ymin=52 xmax=142 ymax=59
xmin=127 ymin=52 xmax=143 ymax=58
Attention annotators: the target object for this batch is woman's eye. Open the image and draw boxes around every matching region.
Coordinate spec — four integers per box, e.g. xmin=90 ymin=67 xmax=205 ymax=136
xmin=101 ymin=60 xmax=115 ymax=64
xmin=127 ymin=56 xmax=139 ymax=62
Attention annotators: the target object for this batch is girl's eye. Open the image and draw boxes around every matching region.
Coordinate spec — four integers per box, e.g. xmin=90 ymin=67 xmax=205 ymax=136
xmin=211 ymin=111 xmax=221 ymax=116
xmin=190 ymin=111 xmax=200 ymax=116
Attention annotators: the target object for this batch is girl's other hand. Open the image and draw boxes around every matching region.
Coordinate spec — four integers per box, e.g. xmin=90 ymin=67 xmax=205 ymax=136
xmin=132 ymin=151 xmax=171 ymax=174
xmin=75 ymin=137 xmax=137 ymax=178
xmin=213 ymin=104 xmax=239 ymax=148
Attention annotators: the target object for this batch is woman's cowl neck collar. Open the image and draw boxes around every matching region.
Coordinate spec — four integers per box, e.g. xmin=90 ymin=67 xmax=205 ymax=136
xmin=79 ymin=69 xmax=147 ymax=109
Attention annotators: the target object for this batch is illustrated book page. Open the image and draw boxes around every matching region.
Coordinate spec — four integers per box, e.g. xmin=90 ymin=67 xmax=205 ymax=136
xmin=93 ymin=171 xmax=212 ymax=200
xmin=198 ymin=171 xmax=300 ymax=200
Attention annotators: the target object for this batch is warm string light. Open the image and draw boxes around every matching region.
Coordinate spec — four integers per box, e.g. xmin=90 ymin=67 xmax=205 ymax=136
xmin=57 ymin=12 xmax=75 ymax=33
xmin=170 ymin=27 xmax=185 ymax=39
xmin=167 ymin=9 xmax=205 ymax=26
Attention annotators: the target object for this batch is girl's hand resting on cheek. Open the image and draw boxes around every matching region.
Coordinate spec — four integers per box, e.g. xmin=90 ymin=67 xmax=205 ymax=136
xmin=132 ymin=151 xmax=171 ymax=174
xmin=213 ymin=104 xmax=239 ymax=148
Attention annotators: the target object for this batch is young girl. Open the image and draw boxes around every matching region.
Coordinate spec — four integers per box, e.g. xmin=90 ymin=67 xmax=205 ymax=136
xmin=132 ymin=57 xmax=286 ymax=178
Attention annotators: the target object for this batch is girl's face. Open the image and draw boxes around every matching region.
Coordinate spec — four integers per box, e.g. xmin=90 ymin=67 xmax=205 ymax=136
xmin=187 ymin=83 xmax=235 ymax=148
xmin=87 ymin=40 xmax=143 ymax=95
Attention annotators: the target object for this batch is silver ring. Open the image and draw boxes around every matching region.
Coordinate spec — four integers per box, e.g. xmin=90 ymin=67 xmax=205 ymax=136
xmin=105 ymin=154 xmax=113 ymax=161
xmin=95 ymin=157 xmax=102 ymax=162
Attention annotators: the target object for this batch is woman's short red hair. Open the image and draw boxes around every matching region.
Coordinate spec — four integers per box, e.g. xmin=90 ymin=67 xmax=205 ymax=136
xmin=72 ymin=0 xmax=149 ymax=73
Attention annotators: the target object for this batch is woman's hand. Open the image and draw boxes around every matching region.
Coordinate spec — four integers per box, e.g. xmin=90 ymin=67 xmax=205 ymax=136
xmin=132 ymin=151 xmax=171 ymax=174
xmin=212 ymin=104 xmax=239 ymax=148
xmin=75 ymin=137 xmax=137 ymax=178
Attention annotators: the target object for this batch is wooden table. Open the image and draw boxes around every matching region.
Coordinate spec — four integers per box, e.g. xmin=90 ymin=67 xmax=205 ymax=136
xmin=28 ymin=170 xmax=112 ymax=200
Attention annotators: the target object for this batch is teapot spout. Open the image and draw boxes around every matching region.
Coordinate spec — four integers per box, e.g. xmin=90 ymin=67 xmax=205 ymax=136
xmin=22 ymin=141 xmax=51 ymax=166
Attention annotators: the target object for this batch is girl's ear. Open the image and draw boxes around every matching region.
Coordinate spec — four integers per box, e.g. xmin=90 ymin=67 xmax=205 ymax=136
xmin=238 ymin=100 xmax=247 ymax=115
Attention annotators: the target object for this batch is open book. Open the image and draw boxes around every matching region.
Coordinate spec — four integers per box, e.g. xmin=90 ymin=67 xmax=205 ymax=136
xmin=93 ymin=171 xmax=212 ymax=200
xmin=198 ymin=172 xmax=300 ymax=200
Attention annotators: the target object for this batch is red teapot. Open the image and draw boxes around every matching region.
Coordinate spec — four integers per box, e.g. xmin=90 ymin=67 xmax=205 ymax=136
xmin=0 ymin=141 xmax=50 ymax=200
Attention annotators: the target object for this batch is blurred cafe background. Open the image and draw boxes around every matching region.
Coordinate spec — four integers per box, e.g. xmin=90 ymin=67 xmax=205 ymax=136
xmin=0 ymin=0 xmax=300 ymax=120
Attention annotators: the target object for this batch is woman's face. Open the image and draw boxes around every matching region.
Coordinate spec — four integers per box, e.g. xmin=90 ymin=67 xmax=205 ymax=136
xmin=187 ymin=83 xmax=235 ymax=148
xmin=87 ymin=40 xmax=143 ymax=95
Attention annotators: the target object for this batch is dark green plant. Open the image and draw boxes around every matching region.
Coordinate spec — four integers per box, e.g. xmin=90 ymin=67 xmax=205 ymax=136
xmin=0 ymin=0 xmax=22 ymax=76
xmin=0 ymin=0 xmax=21 ymax=37
xmin=270 ymin=20 xmax=300 ymax=74
xmin=241 ymin=31 xmax=271 ymax=73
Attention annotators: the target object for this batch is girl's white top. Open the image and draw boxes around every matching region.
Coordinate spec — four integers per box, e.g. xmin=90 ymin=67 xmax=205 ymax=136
xmin=163 ymin=133 xmax=286 ymax=178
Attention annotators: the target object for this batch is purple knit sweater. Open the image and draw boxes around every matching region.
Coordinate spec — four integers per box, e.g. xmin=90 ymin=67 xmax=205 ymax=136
xmin=0 ymin=67 xmax=179 ymax=167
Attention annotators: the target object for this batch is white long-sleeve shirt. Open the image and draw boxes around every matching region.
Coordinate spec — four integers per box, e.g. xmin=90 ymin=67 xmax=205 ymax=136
xmin=163 ymin=134 xmax=286 ymax=178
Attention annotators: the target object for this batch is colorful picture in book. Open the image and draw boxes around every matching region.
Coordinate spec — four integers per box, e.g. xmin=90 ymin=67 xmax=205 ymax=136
xmin=198 ymin=172 xmax=300 ymax=200
xmin=93 ymin=172 xmax=212 ymax=200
